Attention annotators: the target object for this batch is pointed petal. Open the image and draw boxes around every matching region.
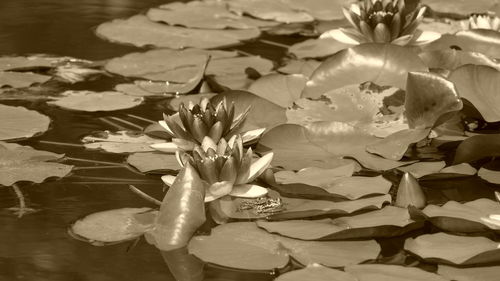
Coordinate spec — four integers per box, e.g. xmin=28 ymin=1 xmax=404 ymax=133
xmin=158 ymin=120 xmax=174 ymax=136
xmin=246 ymin=152 xmax=274 ymax=183
xmin=343 ymin=7 xmax=360 ymax=28
xmin=241 ymin=128 xmax=266 ymax=144
xmin=200 ymin=98 xmax=210 ymax=111
xmin=208 ymin=181 xmax=233 ymax=198
xmin=390 ymin=13 xmax=402 ymax=40
xmin=359 ymin=21 xmax=374 ymax=41
xmin=150 ymin=142 xmax=178 ymax=153
xmin=208 ymin=121 xmax=224 ymax=144
xmin=164 ymin=115 xmax=194 ymax=141
xmin=216 ymin=138 xmax=228 ymax=155
xmin=161 ymin=175 xmax=176 ymax=187
xmin=172 ymin=138 xmax=196 ymax=151
xmin=412 ymin=30 xmax=441 ymax=45
xmin=199 ymin=158 xmax=218 ymax=185
xmin=201 ymin=136 xmax=217 ymax=152
xmin=319 ymin=29 xmax=361 ymax=45
xmin=373 ymin=23 xmax=391 ymax=43
xmin=235 ymin=148 xmax=252 ymax=185
xmin=219 ymin=156 xmax=237 ymax=184
xmin=229 ymin=184 xmax=268 ymax=198
xmin=350 ymin=3 xmax=361 ymax=16
xmin=391 ymin=34 xmax=413 ymax=45
xmin=190 ymin=118 xmax=209 ymax=143
xmin=226 ymin=106 xmax=251 ymax=137
xmin=395 ymin=172 xmax=426 ymax=208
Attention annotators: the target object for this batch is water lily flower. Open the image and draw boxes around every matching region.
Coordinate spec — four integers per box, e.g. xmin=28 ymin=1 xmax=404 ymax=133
xmin=320 ymin=0 xmax=440 ymax=46
xmin=151 ymin=98 xmax=265 ymax=153
xmin=162 ymin=135 xmax=273 ymax=202
xmin=461 ymin=13 xmax=500 ymax=31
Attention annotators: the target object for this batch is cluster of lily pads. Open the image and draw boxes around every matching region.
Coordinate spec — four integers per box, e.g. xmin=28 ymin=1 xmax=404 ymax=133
xmin=1 ymin=0 xmax=500 ymax=280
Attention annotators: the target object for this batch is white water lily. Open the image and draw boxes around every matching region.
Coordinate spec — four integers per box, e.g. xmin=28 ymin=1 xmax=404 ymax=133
xmin=460 ymin=14 xmax=500 ymax=31
xmin=162 ymin=135 xmax=273 ymax=202
xmin=320 ymin=0 xmax=440 ymax=46
xmin=150 ymin=98 xmax=265 ymax=153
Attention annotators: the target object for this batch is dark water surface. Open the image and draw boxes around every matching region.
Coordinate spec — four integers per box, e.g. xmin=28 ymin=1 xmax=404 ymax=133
xmin=0 ymin=1 xmax=276 ymax=280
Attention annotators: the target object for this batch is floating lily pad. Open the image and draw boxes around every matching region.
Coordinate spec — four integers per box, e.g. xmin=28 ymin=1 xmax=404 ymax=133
xmin=188 ymin=222 xmax=380 ymax=270
xmin=478 ymin=167 xmax=500 ymax=184
xmin=81 ymin=131 xmax=164 ymax=153
xmin=0 ymin=71 xmax=51 ymax=88
xmin=70 ymin=208 xmax=155 ymax=246
xmin=423 ymin=0 xmax=500 ymax=16
xmin=274 ymin=164 xmax=356 ymax=186
xmin=440 ymin=163 xmax=477 ymax=175
xmin=227 ymin=0 xmax=314 ymax=23
xmin=275 ymin=265 xmax=357 ymax=281
xmin=258 ymin=124 xmax=409 ymax=171
xmin=404 ymin=232 xmax=500 ymax=265
xmin=288 ymin=38 xmax=351 ymax=59
xmin=147 ymin=1 xmax=278 ymax=29
xmin=278 ymin=59 xmax=321 ymax=77
xmin=48 ymin=90 xmax=143 ymax=112
xmin=0 ymin=142 xmax=73 ymax=186
xmin=281 ymin=0 xmax=350 ymax=21
xmin=419 ymin=49 xmax=500 ymax=71
xmin=163 ymin=93 xmax=218 ymax=111
xmin=127 ymin=152 xmax=180 ymax=174
xmin=0 ymin=55 xmax=59 ymax=71
xmin=454 ymin=134 xmax=500 ymax=164
xmin=210 ymin=73 xmax=254 ymax=90
xmin=424 ymin=30 xmax=500 ymax=59
xmin=448 ymin=65 xmax=500 ymax=122
xmin=422 ymin=199 xmax=500 ymax=232
xmin=438 ymin=264 xmax=500 ymax=281
xmin=206 ymin=56 xmax=274 ymax=77
xmin=344 ymin=264 xmax=449 ymax=281
xmin=398 ymin=161 xmax=447 ymax=178
xmin=248 ymin=73 xmax=306 ymax=108
xmin=114 ymin=83 xmax=171 ymax=97
xmin=302 ymin=44 xmax=427 ymax=99
xmin=257 ymin=206 xmax=419 ymax=240
xmin=96 ymin=15 xmax=260 ymax=49
xmin=0 ymin=104 xmax=50 ymax=141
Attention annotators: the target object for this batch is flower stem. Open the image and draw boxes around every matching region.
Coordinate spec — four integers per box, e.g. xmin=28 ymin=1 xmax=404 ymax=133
xmin=129 ymin=185 xmax=162 ymax=205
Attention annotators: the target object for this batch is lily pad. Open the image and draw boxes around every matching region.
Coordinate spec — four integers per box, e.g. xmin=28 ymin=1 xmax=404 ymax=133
xmin=448 ymin=65 xmax=500 ymax=122
xmin=344 ymin=264 xmax=449 ymax=281
xmin=275 ymin=265 xmax=357 ymax=281
xmin=302 ymin=44 xmax=428 ymax=99
xmin=127 ymin=152 xmax=180 ymax=174
xmin=440 ymin=163 xmax=477 ymax=175
xmin=114 ymin=83 xmax=171 ymax=97
xmin=70 ymin=207 xmax=154 ymax=246
xmin=248 ymin=73 xmax=306 ymax=108
xmin=0 ymin=142 xmax=73 ymax=186
xmin=147 ymin=1 xmax=278 ymax=29
xmin=163 ymin=93 xmax=218 ymax=112
xmin=48 ymin=90 xmax=143 ymax=112
xmin=398 ymin=161 xmax=447 ymax=178
xmin=438 ymin=264 xmax=500 ymax=281
xmin=258 ymin=124 xmax=409 ymax=171
xmin=0 ymin=71 xmax=51 ymax=88
xmin=206 ymin=56 xmax=274 ymax=78
xmin=454 ymin=134 xmax=500 ymax=164
xmin=257 ymin=206 xmax=419 ymax=240
xmin=0 ymin=104 xmax=50 ymax=141
xmin=281 ymin=0 xmax=350 ymax=21
xmin=227 ymin=0 xmax=314 ymax=23
xmin=478 ymin=167 xmax=500 ymax=184
xmin=422 ymin=199 xmax=500 ymax=232
xmin=288 ymin=38 xmax=351 ymax=59
xmin=419 ymin=49 xmax=500 ymax=71
xmin=96 ymin=15 xmax=260 ymax=49
xmin=423 ymin=0 xmax=500 ymax=16
xmin=278 ymin=59 xmax=321 ymax=77
xmin=0 ymin=55 xmax=60 ymax=71
xmin=81 ymin=131 xmax=164 ymax=153
xmin=404 ymin=232 xmax=500 ymax=265
xmin=274 ymin=164 xmax=356 ymax=186
xmin=188 ymin=222 xmax=380 ymax=270
xmin=424 ymin=30 xmax=500 ymax=59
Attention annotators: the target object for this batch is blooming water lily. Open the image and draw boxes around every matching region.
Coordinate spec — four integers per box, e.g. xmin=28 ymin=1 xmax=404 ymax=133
xmin=162 ymin=135 xmax=273 ymax=202
xmin=321 ymin=0 xmax=440 ymax=45
xmin=151 ymin=98 xmax=265 ymax=153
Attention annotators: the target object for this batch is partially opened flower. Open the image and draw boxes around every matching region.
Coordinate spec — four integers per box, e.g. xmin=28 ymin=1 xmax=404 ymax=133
xmin=321 ymin=0 xmax=440 ymax=46
xmin=162 ymin=135 xmax=273 ymax=202
xmin=151 ymin=98 xmax=265 ymax=153
xmin=460 ymin=13 xmax=500 ymax=31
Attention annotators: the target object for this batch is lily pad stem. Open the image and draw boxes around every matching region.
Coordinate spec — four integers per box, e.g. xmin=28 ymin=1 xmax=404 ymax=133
xmin=129 ymin=185 xmax=161 ymax=205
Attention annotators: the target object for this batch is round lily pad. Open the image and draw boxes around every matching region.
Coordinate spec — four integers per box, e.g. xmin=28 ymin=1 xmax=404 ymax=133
xmin=0 ymin=104 xmax=50 ymax=141
xmin=48 ymin=90 xmax=143 ymax=112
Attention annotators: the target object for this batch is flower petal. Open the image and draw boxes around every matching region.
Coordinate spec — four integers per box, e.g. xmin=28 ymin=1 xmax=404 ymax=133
xmin=201 ymin=136 xmax=217 ymax=152
xmin=246 ymin=152 xmax=274 ymax=183
xmin=229 ymin=184 xmax=268 ymax=198
xmin=320 ymin=29 xmax=361 ymax=45
xmin=161 ymin=175 xmax=176 ymax=187
xmin=412 ymin=30 xmax=441 ymax=45
xmin=150 ymin=142 xmax=178 ymax=153
xmin=158 ymin=120 xmax=174 ymax=135
xmin=206 ymin=181 xmax=233 ymax=202
xmin=241 ymin=128 xmax=266 ymax=144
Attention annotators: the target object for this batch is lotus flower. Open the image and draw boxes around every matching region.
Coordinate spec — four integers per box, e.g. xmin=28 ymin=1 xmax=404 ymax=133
xmin=461 ymin=13 xmax=500 ymax=31
xmin=151 ymin=98 xmax=265 ymax=153
xmin=320 ymin=0 xmax=440 ymax=46
xmin=162 ymin=135 xmax=273 ymax=202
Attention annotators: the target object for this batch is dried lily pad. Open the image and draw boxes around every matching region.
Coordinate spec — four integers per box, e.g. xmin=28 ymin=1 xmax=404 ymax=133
xmin=227 ymin=0 xmax=314 ymax=23
xmin=248 ymin=73 xmax=306 ymax=108
xmin=82 ymin=131 xmax=164 ymax=153
xmin=0 ymin=142 xmax=73 ymax=186
xmin=0 ymin=104 xmax=50 ymax=141
xmin=0 ymin=71 xmax=51 ymax=88
xmin=96 ymin=15 xmax=260 ymax=49
xmin=448 ymin=65 xmax=500 ymax=122
xmin=48 ymin=90 xmax=143 ymax=112
xmin=147 ymin=1 xmax=278 ymax=29
xmin=70 ymin=208 xmax=155 ymax=246
xmin=127 ymin=152 xmax=180 ymax=174
xmin=188 ymin=222 xmax=380 ymax=270
xmin=257 ymin=206 xmax=419 ymax=240
xmin=288 ymin=38 xmax=351 ymax=59
xmin=422 ymin=199 xmax=500 ymax=232
xmin=438 ymin=264 xmax=500 ymax=281
xmin=404 ymin=232 xmax=500 ymax=265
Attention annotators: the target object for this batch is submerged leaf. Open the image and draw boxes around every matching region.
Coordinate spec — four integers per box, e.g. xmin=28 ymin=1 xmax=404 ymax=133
xmin=48 ymin=90 xmax=143 ymax=112
xmin=405 ymin=232 xmax=500 ymax=265
xmin=302 ymin=44 xmax=427 ymax=99
xmin=448 ymin=65 xmax=500 ymax=122
xmin=0 ymin=104 xmax=50 ymax=141
xmin=70 ymin=208 xmax=154 ymax=245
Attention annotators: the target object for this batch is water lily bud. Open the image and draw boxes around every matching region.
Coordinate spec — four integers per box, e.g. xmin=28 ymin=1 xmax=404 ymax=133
xmin=395 ymin=172 xmax=427 ymax=208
